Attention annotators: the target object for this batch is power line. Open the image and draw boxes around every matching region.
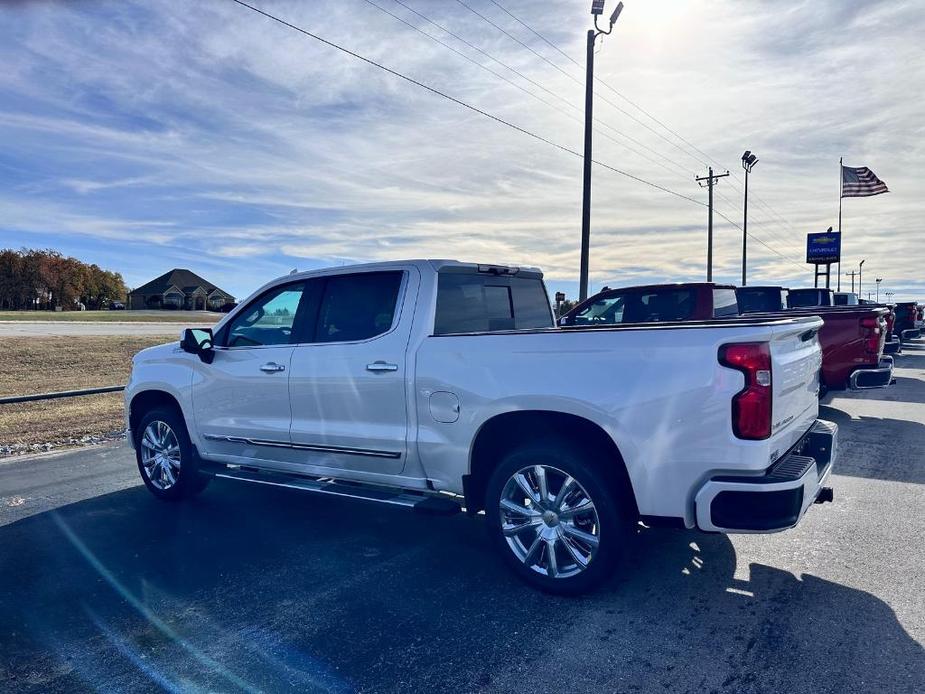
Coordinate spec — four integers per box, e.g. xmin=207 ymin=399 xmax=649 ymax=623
xmin=453 ymin=0 xmax=708 ymax=169
xmin=387 ymin=0 xmax=690 ymax=179
xmin=228 ymin=0 xmax=805 ymax=271
xmin=228 ymin=0 xmax=699 ymax=204
xmin=480 ymin=0 xmax=804 ymax=239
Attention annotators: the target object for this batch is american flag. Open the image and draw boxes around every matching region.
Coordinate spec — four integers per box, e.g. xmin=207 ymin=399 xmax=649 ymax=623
xmin=841 ymin=165 xmax=889 ymax=198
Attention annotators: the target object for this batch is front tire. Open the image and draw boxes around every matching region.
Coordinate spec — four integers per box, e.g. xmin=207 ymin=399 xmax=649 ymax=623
xmin=485 ymin=441 xmax=635 ymax=595
xmin=134 ymin=406 xmax=210 ymax=501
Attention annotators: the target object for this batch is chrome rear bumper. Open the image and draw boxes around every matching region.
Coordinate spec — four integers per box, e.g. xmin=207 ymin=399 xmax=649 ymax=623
xmin=849 ymin=356 xmax=894 ymax=390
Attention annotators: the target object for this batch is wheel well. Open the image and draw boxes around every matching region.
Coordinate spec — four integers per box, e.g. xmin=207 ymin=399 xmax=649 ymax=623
xmin=129 ymin=390 xmax=183 ymax=438
xmin=466 ymin=410 xmax=638 ymax=517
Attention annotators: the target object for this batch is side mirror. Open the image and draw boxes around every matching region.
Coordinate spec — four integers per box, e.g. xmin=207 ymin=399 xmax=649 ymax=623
xmin=181 ymin=327 xmax=215 ymax=364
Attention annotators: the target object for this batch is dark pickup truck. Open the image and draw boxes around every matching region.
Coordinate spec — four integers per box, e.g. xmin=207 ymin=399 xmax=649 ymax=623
xmin=893 ymin=302 xmax=922 ymax=343
xmin=737 ymin=285 xmax=894 ymax=390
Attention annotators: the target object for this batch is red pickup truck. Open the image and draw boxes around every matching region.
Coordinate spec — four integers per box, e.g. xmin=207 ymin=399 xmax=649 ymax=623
xmin=736 ymin=286 xmax=893 ymax=391
xmin=563 ymin=282 xmax=892 ymax=392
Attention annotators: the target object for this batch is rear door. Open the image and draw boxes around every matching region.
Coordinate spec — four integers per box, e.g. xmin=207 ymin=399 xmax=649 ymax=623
xmin=287 ymin=268 xmax=417 ymax=476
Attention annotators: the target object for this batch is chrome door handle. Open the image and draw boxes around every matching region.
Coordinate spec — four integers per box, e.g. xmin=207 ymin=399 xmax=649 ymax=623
xmin=366 ymin=361 xmax=398 ymax=372
xmin=260 ymin=362 xmax=286 ymax=373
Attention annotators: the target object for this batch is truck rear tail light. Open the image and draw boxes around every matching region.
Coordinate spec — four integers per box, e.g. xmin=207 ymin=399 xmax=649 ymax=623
xmin=861 ymin=316 xmax=882 ymax=355
xmin=719 ymin=343 xmax=772 ymax=440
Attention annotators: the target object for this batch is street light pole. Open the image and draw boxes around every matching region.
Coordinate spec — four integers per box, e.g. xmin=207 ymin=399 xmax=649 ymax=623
xmin=741 ymin=151 xmax=759 ymax=286
xmin=579 ymin=1 xmax=623 ymax=301
xmin=876 ymin=278 xmax=882 ymax=303
xmin=858 ymin=259 xmax=865 ymax=298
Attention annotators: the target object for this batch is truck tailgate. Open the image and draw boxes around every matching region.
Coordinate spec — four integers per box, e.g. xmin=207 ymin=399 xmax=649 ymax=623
xmin=770 ymin=319 xmax=823 ymax=450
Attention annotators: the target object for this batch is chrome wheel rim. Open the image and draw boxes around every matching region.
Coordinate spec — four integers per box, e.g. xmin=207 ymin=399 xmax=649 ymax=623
xmin=140 ymin=420 xmax=181 ymax=490
xmin=499 ymin=465 xmax=600 ymax=579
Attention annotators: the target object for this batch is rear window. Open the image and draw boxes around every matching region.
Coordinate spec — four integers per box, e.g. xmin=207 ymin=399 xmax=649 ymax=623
xmin=788 ymin=290 xmax=827 ymax=308
xmin=713 ymin=289 xmax=739 ymax=317
xmin=568 ymin=287 xmax=697 ymax=325
xmin=736 ymin=288 xmax=786 ymax=313
xmin=434 ymin=272 xmax=553 ymax=334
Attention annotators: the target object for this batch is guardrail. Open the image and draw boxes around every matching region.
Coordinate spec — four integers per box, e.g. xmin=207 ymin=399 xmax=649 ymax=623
xmin=0 ymin=385 xmax=125 ymax=405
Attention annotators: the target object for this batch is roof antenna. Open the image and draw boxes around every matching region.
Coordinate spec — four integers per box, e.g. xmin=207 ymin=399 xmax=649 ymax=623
xmin=289 ymin=268 xmax=298 ymax=275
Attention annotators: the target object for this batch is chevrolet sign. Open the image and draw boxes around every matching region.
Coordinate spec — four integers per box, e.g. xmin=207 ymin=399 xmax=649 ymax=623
xmin=806 ymin=232 xmax=841 ymax=264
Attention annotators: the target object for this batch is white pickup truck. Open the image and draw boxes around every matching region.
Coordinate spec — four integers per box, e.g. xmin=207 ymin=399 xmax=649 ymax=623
xmin=125 ymin=260 xmax=837 ymax=593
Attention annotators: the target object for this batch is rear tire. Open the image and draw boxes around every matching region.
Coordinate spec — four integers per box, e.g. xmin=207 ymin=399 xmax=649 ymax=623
xmin=134 ymin=406 xmax=210 ymax=501
xmin=484 ymin=440 xmax=635 ymax=595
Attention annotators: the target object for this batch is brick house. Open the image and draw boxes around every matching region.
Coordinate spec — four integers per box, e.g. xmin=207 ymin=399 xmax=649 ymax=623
xmin=128 ymin=269 xmax=234 ymax=311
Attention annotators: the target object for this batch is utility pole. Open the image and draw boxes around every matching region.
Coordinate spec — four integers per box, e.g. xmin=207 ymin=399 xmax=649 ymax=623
xmin=741 ymin=151 xmax=758 ymax=286
xmin=845 ymin=270 xmax=857 ymax=293
xmin=696 ymin=167 xmax=730 ymax=281
xmin=578 ymin=0 xmax=624 ymax=302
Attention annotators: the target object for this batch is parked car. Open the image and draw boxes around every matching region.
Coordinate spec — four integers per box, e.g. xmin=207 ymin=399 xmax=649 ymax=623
xmin=834 ymin=292 xmax=859 ymax=305
xmin=217 ymin=302 xmax=238 ymax=313
xmin=125 ymin=260 xmax=836 ymax=594
xmin=893 ymin=302 xmax=922 ymax=343
xmin=560 ymin=282 xmax=739 ymax=326
xmin=788 ymin=288 xmax=835 ymax=308
xmin=736 ymin=286 xmax=789 ymax=313
xmin=109 ymin=301 xmax=125 ymax=310
xmin=733 ymin=285 xmax=892 ymax=391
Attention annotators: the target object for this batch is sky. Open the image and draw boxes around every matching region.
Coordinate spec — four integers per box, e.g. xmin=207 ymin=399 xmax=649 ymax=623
xmin=1 ymin=0 xmax=923 ymax=303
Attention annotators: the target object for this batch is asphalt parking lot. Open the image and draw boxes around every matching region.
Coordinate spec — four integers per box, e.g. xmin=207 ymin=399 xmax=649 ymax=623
xmin=1 ymin=348 xmax=923 ymax=693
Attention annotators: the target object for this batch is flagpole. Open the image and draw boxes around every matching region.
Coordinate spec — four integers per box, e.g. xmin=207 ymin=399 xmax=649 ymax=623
xmin=837 ymin=157 xmax=843 ymax=291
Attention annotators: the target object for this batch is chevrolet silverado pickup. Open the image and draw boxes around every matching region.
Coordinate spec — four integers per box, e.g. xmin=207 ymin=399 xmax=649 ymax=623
xmin=735 ymin=285 xmax=895 ymax=390
xmin=125 ymin=261 xmax=836 ymax=594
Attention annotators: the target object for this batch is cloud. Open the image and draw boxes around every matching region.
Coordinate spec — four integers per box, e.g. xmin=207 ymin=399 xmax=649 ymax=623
xmin=0 ymin=0 xmax=922 ymax=301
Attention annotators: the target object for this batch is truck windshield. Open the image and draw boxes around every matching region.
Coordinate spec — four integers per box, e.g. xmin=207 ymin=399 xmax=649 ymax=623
xmin=567 ymin=287 xmax=697 ymax=325
xmin=434 ymin=271 xmax=553 ymax=334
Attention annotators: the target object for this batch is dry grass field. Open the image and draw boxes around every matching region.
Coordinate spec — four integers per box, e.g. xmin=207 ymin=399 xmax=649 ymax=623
xmin=0 ymin=335 xmax=174 ymax=455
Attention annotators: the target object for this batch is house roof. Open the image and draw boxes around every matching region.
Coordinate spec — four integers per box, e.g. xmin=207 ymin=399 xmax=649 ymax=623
xmin=129 ymin=269 xmax=232 ymax=299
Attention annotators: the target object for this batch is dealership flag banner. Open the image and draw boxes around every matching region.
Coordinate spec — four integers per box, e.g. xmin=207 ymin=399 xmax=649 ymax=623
xmin=841 ymin=164 xmax=889 ymax=198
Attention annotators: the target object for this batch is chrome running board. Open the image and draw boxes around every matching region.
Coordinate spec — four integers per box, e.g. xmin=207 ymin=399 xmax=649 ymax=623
xmin=205 ymin=464 xmax=463 ymax=516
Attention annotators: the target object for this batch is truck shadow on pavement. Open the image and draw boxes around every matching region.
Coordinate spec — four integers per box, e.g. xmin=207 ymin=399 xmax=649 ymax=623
xmin=819 ymin=404 xmax=925 ymax=484
xmin=1 ymin=480 xmax=922 ymax=693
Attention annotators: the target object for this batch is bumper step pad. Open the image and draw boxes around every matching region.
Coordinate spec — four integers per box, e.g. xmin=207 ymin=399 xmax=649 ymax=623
xmin=695 ymin=420 xmax=837 ymax=533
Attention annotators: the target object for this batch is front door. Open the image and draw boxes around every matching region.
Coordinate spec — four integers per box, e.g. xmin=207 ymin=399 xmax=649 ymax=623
xmin=192 ymin=280 xmax=309 ymax=464
xmin=288 ymin=268 xmax=416 ymax=477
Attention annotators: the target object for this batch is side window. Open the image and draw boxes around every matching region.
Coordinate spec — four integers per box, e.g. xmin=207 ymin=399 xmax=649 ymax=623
xmin=713 ymin=289 xmax=739 ymax=317
xmin=625 ymin=289 xmax=695 ymax=322
xmin=434 ymin=273 xmax=553 ymax=334
xmin=570 ymin=294 xmax=626 ymax=325
xmin=315 ymin=271 xmax=403 ymax=343
xmin=225 ymin=283 xmax=305 ymax=347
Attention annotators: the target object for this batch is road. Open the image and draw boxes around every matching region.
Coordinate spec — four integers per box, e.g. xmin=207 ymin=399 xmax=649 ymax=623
xmin=0 ymin=322 xmax=197 ymax=337
xmin=2 ymin=349 xmax=924 ymax=693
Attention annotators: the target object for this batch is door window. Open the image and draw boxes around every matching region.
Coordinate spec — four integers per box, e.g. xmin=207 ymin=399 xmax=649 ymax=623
xmin=314 ymin=272 xmax=403 ymax=343
xmin=225 ymin=283 xmax=305 ymax=347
